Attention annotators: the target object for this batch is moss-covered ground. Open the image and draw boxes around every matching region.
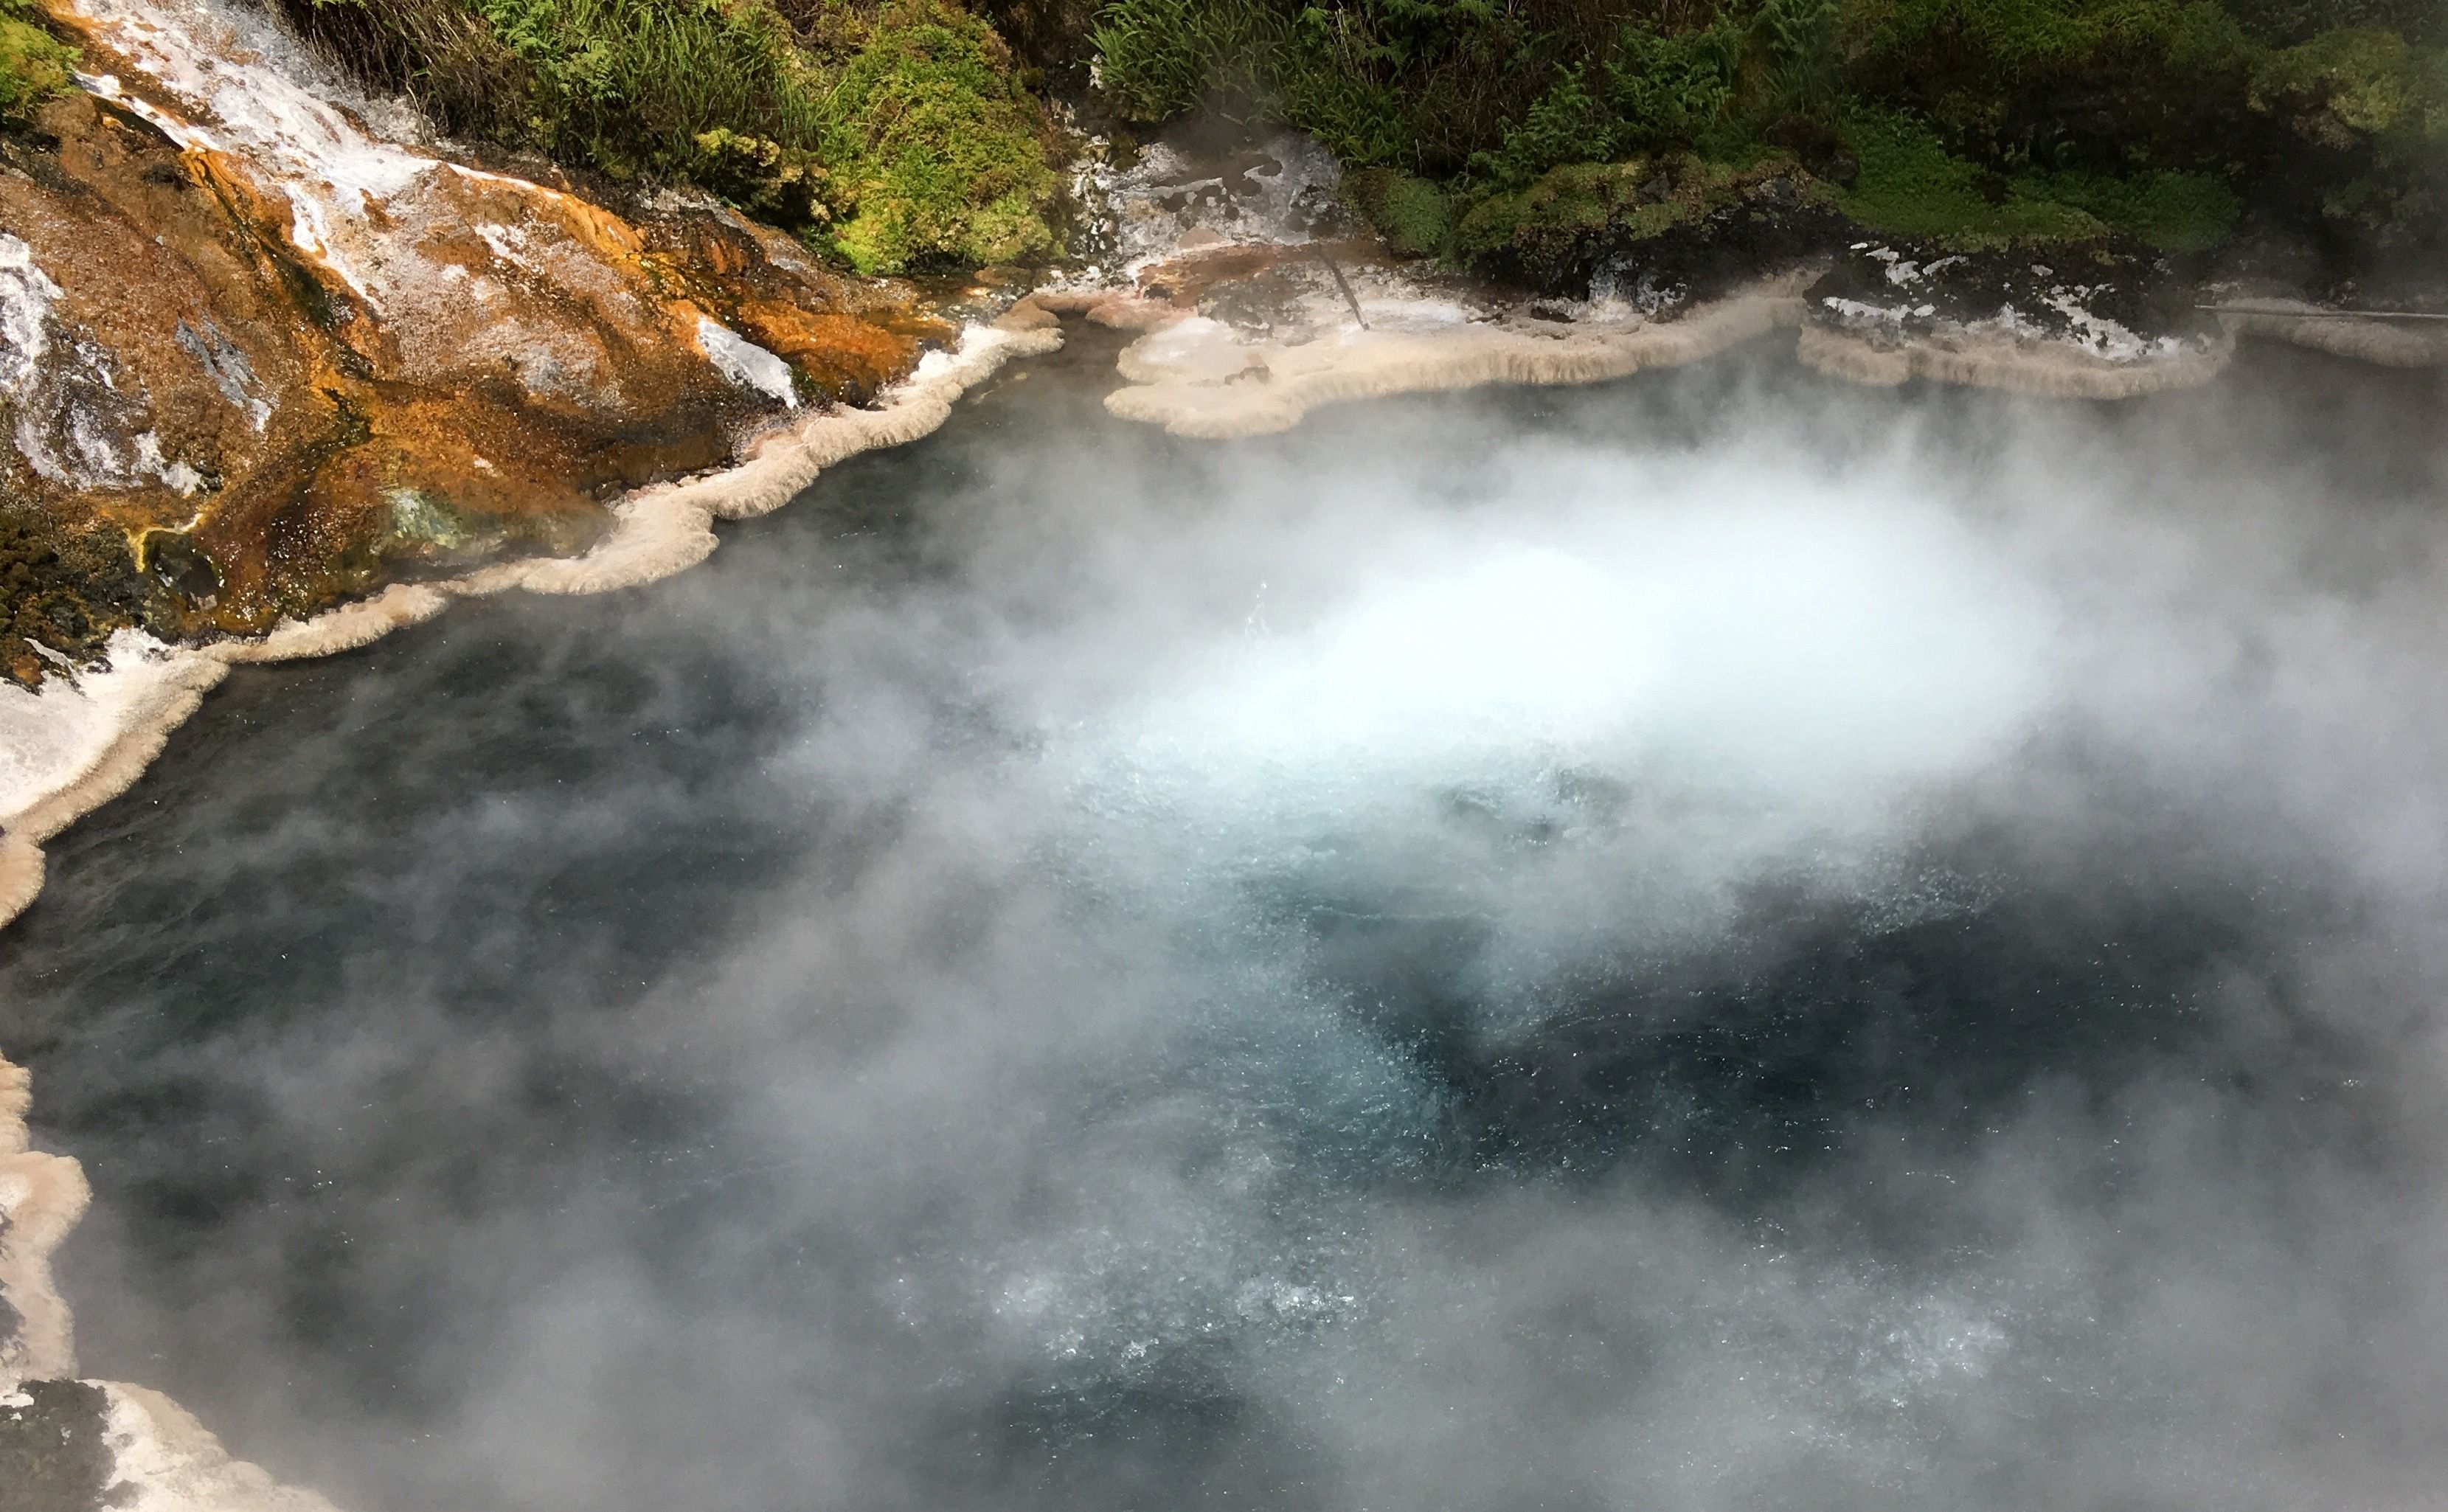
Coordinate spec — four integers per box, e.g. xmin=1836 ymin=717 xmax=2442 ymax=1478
xmin=0 ymin=0 xmax=74 ymax=126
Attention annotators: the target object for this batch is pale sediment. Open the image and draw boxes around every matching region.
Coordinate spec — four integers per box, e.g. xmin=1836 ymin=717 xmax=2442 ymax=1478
xmin=0 ymin=634 xmax=233 ymax=934
xmin=0 ymin=836 xmax=41 ymax=928
xmin=2216 ymin=302 xmax=2448 ymax=367
xmin=1 ymin=1054 xmax=92 ymax=1393
xmin=1101 ymin=280 xmax=1811 ymax=439
xmin=209 ymin=585 xmax=456 ymax=666
xmin=454 ymin=319 xmax=1065 ymax=601
xmin=1795 ymin=321 xmax=2234 ymax=398
xmin=1026 ymin=288 xmax=1191 ymax=333
xmin=0 ymin=319 xmax=1061 ymax=934
xmin=96 ymin=1382 xmax=344 ymax=1512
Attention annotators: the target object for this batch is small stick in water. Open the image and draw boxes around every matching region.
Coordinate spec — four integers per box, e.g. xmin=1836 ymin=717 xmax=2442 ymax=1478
xmin=2196 ymin=305 xmax=2448 ymax=322
xmin=1316 ymin=246 xmax=1370 ymax=330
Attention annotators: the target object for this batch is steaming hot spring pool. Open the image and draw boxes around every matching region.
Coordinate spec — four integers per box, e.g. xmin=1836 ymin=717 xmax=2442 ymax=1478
xmin=7 ymin=336 xmax=2447 ymax=1511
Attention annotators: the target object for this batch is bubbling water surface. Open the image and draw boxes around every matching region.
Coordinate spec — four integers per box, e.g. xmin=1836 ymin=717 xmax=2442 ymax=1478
xmin=6 ymin=339 xmax=2447 ymax=1512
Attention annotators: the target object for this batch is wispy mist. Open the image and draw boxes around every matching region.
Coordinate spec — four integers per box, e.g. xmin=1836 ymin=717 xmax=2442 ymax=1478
xmin=7 ymin=343 xmax=2447 ymax=1512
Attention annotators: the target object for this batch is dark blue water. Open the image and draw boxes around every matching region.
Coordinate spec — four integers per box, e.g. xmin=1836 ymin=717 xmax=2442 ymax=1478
xmin=5 ymin=339 xmax=2446 ymax=1512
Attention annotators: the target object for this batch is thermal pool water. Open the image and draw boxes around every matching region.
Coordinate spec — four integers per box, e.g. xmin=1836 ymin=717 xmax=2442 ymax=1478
xmin=6 ymin=337 xmax=2447 ymax=1512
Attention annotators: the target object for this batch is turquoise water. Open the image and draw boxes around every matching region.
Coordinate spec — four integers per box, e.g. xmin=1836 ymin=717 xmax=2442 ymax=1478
xmin=5 ymin=341 xmax=2445 ymax=1511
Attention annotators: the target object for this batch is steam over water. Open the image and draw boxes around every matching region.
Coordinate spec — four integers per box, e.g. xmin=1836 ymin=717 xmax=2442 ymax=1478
xmin=7 ymin=339 xmax=2448 ymax=1511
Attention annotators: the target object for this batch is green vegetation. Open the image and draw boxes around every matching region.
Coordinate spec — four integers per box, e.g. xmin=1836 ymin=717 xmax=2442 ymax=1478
xmin=0 ymin=0 xmax=75 ymax=128
xmin=473 ymin=0 xmax=828 ymax=177
xmin=1455 ymin=152 xmax=1766 ymax=263
xmin=1834 ymin=108 xmax=2239 ymax=249
xmin=817 ymin=3 xmax=1060 ymax=270
xmin=1092 ymin=0 xmax=2443 ymax=268
xmin=285 ymin=0 xmax=1061 ymax=273
xmin=1342 ymin=164 xmax=1458 ymax=255
xmin=2250 ymin=24 xmax=2447 ymax=139
xmin=2025 ymin=166 xmax=2243 ymax=252
xmin=225 ymin=0 xmax=2448 ymax=274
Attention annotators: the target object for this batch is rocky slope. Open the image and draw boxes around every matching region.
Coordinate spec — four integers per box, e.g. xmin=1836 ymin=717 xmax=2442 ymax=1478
xmin=1 ymin=0 xmax=952 ymax=687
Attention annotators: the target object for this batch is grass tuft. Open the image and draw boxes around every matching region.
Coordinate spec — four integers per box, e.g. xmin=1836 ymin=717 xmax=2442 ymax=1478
xmin=286 ymin=0 xmax=1064 ymax=272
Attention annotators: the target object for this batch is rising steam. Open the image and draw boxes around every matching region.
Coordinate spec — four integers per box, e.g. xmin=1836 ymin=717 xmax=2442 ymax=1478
xmin=8 ymin=344 xmax=2447 ymax=1512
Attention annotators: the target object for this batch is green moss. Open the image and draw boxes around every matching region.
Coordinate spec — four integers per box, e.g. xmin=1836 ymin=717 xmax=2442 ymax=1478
xmin=1848 ymin=0 xmax=2258 ymax=81
xmin=1342 ymin=165 xmax=1456 ymax=257
xmin=693 ymin=125 xmax=831 ymax=225
xmin=0 ymin=0 xmax=74 ymax=127
xmin=818 ymin=1 xmax=1060 ymax=273
xmin=2026 ymin=167 xmax=2239 ymax=249
xmin=2226 ymin=0 xmax=2441 ymax=47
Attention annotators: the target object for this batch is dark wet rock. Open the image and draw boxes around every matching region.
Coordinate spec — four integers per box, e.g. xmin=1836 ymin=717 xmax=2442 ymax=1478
xmin=1806 ymin=242 xmax=2214 ymax=349
xmin=0 ymin=1380 xmax=119 ymax=1512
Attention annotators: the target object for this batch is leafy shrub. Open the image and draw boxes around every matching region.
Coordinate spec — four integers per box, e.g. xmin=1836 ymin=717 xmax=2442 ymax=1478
xmin=2251 ymin=25 xmax=2447 ymax=143
xmin=1094 ymin=0 xmax=1562 ymax=172
xmin=1833 ymin=106 xmax=2109 ymax=245
xmin=1484 ymin=66 xmax=1603 ymax=182
xmin=1089 ymin=0 xmax=1275 ymax=119
xmin=1084 ymin=0 xmax=2312 ymax=258
xmin=1750 ymin=0 xmax=1840 ymax=115
xmin=1603 ymin=17 xmax=1742 ymax=149
xmin=282 ymin=0 xmax=528 ymax=139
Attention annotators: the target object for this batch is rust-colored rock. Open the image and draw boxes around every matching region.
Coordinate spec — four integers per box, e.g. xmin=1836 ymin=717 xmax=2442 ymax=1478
xmin=0 ymin=0 xmax=950 ymax=682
